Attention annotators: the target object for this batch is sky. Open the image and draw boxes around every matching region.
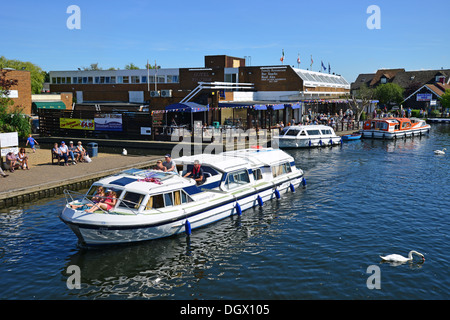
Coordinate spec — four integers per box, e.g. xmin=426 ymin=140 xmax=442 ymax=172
xmin=1 ymin=0 xmax=449 ymax=83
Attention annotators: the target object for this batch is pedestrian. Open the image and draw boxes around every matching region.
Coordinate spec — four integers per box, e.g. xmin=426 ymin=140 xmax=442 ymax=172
xmin=0 ymin=166 xmax=8 ymax=178
xmin=26 ymin=134 xmax=39 ymax=153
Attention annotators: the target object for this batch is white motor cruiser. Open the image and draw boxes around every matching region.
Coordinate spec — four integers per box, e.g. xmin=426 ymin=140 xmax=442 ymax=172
xmin=275 ymin=125 xmax=342 ymax=148
xmin=60 ymin=147 xmax=306 ymax=245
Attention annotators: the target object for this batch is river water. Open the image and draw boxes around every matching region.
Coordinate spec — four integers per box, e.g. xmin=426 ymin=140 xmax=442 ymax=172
xmin=0 ymin=125 xmax=448 ymax=300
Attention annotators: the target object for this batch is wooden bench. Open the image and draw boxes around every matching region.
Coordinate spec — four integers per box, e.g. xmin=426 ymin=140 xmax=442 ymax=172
xmin=51 ymin=151 xmax=61 ymax=165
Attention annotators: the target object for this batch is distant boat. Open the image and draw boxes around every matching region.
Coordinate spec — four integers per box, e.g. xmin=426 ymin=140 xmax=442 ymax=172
xmin=341 ymin=133 xmax=362 ymax=141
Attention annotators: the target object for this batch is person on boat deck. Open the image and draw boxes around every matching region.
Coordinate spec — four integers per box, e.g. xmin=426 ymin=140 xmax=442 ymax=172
xmin=85 ymin=190 xmax=117 ymax=213
xmin=154 ymin=160 xmax=167 ymax=172
xmin=70 ymin=186 xmax=106 ymax=209
xmin=183 ymin=160 xmax=206 ymax=185
xmin=162 ymin=154 xmax=177 ymax=174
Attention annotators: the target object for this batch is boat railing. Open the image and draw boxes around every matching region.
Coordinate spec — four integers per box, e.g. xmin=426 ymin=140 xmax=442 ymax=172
xmin=63 ymin=190 xmax=112 ymax=214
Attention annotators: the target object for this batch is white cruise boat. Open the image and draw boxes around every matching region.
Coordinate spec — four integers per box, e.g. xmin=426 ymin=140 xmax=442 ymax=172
xmin=275 ymin=125 xmax=342 ymax=148
xmin=60 ymin=147 xmax=305 ymax=245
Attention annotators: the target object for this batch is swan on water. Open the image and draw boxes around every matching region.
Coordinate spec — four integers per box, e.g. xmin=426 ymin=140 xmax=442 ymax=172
xmin=380 ymin=250 xmax=425 ymax=263
xmin=122 ymin=148 xmax=127 ymax=156
xmin=434 ymin=148 xmax=446 ymax=155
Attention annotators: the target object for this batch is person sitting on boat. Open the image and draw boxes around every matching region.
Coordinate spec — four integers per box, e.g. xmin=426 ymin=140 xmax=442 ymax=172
xmin=70 ymin=186 xmax=106 ymax=210
xmin=163 ymin=154 xmax=177 ymax=174
xmin=85 ymin=190 xmax=117 ymax=213
xmin=154 ymin=160 xmax=167 ymax=172
xmin=183 ymin=160 xmax=206 ymax=185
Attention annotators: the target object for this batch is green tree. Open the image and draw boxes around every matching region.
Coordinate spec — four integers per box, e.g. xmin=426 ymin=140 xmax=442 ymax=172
xmin=82 ymin=63 xmax=102 ymax=71
xmin=125 ymin=63 xmax=139 ymax=70
xmin=375 ymin=83 xmax=404 ymax=107
xmin=440 ymin=89 xmax=450 ymax=110
xmin=0 ymin=70 xmax=31 ymax=137
xmin=347 ymin=83 xmax=376 ymax=121
xmin=0 ymin=56 xmax=45 ymax=94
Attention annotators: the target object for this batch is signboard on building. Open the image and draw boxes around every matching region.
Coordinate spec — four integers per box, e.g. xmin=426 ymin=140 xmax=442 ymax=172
xmin=417 ymin=93 xmax=432 ymax=101
xmin=94 ymin=114 xmax=123 ymax=131
xmin=0 ymin=132 xmax=19 ymax=157
xmin=260 ymin=67 xmax=287 ymax=84
xmin=60 ymin=118 xmax=95 ymax=130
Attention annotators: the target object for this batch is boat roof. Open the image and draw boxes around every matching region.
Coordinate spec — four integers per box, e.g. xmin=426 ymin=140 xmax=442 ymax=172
xmin=222 ymin=147 xmax=294 ymax=167
xmin=283 ymin=124 xmax=334 ymax=130
xmin=93 ymin=169 xmax=193 ymax=193
xmin=175 ymin=153 xmax=249 ymax=172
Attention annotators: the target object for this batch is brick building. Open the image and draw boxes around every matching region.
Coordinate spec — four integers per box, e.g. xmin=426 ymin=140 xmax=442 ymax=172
xmin=49 ymin=55 xmax=350 ymax=127
xmin=0 ymin=69 xmax=32 ymax=115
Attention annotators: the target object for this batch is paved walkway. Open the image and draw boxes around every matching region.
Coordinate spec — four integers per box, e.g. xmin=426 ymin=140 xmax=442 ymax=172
xmin=0 ymin=148 xmax=161 ymax=205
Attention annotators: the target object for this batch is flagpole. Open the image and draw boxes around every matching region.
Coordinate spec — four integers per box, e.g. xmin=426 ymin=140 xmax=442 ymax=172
xmin=147 ymin=59 xmax=150 ymax=92
xmin=154 ymin=60 xmax=157 ymax=92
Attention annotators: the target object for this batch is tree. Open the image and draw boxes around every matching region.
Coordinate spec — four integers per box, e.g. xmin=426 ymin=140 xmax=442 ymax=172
xmin=82 ymin=63 xmax=102 ymax=71
xmin=440 ymin=89 xmax=450 ymax=110
xmin=347 ymin=83 xmax=375 ymax=121
xmin=0 ymin=70 xmax=31 ymax=137
xmin=125 ymin=63 xmax=139 ymax=70
xmin=375 ymin=83 xmax=404 ymax=107
xmin=0 ymin=56 xmax=45 ymax=94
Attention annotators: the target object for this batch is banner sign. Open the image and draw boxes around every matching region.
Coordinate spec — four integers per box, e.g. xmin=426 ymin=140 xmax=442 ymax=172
xmin=94 ymin=114 xmax=123 ymax=131
xmin=417 ymin=93 xmax=432 ymax=101
xmin=60 ymin=118 xmax=94 ymax=130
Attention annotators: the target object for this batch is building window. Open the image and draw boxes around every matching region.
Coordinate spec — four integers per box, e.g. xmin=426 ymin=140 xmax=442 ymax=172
xmin=380 ymin=77 xmax=387 ymax=84
xmin=131 ymin=76 xmax=140 ymax=83
xmin=122 ymin=76 xmax=129 ymax=84
xmin=110 ymin=76 xmax=116 ymax=84
xmin=167 ymin=75 xmax=179 ymax=83
xmin=51 ymin=77 xmax=56 ymax=84
xmin=141 ymin=76 xmax=147 ymax=83
xmin=94 ymin=77 xmax=100 ymax=84
xmin=72 ymin=77 xmax=78 ymax=84
xmin=117 ymin=76 xmax=123 ymax=84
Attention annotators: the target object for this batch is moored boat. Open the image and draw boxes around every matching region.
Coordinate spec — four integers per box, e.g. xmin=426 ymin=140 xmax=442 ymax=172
xmin=362 ymin=117 xmax=430 ymax=139
xmin=275 ymin=124 xmax=342 ymax=148
xmin=341 ymin=133 xmax=362 ymax=141
xmin=60 ymin=148 xmax=305 ymax=245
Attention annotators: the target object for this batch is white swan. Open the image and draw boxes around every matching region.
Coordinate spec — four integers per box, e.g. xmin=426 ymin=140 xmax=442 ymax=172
xmin=380 ymin=250 xmax=425 ymax=263
xmin=434 ymin=148 xmax=446 ymax=155
xmin=122 ymin=148 xmax=127 ymax=156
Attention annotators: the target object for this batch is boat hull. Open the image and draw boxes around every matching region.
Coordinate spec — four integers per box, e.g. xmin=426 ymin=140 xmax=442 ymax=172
xmin=362 ymin=126 xmax=430 ymax=139
xmin=60 ymin=175 xmax=304 ymax=245
xmin=277 ymin=136 xmax=342 ymax=148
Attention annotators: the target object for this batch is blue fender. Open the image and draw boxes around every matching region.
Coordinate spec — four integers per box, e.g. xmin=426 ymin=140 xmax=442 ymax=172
xmin=289 ymin=183 xmax=295 ymax=192
xmin=185 ymin=219 xmax=191 ymax=236
xmin=274 ymin=189 xmax=281 ymax=199
xmin=257 ymin=195 xmax=263 ymax=207
xmin=301 ymin=178 xmax=307 ymax=187
xmin=235 ymin=202 xmax=242 ymax=216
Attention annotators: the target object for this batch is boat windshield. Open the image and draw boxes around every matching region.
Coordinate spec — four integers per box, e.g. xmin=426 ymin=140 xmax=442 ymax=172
xmin=283 ymin=129 xmax=301 ymax=136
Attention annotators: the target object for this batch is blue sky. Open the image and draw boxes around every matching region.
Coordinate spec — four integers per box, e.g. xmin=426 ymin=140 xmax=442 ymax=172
xmin=1 ymin=0 xmax=448 ymax=83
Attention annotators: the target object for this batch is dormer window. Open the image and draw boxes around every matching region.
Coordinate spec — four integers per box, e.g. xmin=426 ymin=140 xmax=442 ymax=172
xmin=436 ymin=75 xmax=445 ymax=83
xmin=380 ymin=77 xmax=387 ymax=84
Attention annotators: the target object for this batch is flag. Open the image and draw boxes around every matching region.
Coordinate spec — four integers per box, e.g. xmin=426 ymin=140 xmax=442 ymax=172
xmin=280 ymin=49 xmax=285 ymax=63
xmin=321 ymin=61 xmax=327 ymax=71
xmin=297 ymin=54 xmax=301 ymax=65
xmin=328 ymin=62 xmax=331 ymax=74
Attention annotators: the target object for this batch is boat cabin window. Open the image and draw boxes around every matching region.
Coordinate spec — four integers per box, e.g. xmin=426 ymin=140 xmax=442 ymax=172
xmin=272 ymin=162 xmax=292 ymax=178
xmin=376 ymin=122 xmax=388 ymax=130
xmin=306 ymin=130 xmax=321 ymax=136
xmin=145 ymin=190 xmax=192 ymax=210
xmin=402 ymin=122 xmax=411 ymax=129
xmin=253 ymin=168 xmax=263 ymax=181
xmin=183 ymin=164 xmax=219 ymax=177
xmin=320 ymin=129 xmax=332 ymax=135
xmin=118 ymin=192 xmax=145 ymax=210
xmin=300 ymin=130 xmax=306 ymax=136
xmin=225 ymin=169 xmax=250 ymax=190
xmin=284 ymin=129 xmax=300 ymax=136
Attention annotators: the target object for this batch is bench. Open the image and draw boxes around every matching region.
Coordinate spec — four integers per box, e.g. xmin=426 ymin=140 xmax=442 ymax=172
xmin=51 ymin=151 xmax=61 ymax=165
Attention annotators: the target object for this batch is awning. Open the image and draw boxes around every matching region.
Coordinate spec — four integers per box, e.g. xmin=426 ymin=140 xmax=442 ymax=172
xmin=165 ymin=102 xmax=208 ymax=113
xmin=269 ymin=104 xmax=285 ymax=110
xmin=291 ymin=103 xmax=302 ymax=109
xmin=32 ymin=101 xmax=66 ymax=110
xmin=253 ymin=105 xmax=267 ymax=110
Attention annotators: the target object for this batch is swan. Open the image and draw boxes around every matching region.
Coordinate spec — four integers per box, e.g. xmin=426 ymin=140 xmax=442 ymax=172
xmin=380 ymin=250 xmax=425 ymax=263
xmin=434 ymin=148 xmax=446 ymax=155
xmin=122 ymin=148 xmax=127 ymax=156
